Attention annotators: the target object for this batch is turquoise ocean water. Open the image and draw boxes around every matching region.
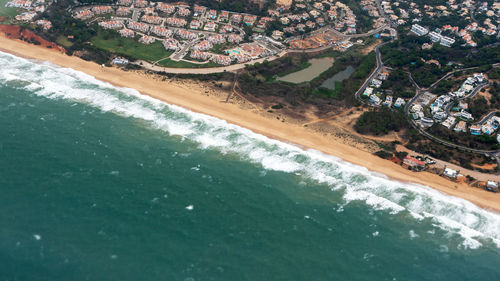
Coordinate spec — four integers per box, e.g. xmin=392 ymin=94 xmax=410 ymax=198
xmin=1 ymin=51 xmax=500 ymax=280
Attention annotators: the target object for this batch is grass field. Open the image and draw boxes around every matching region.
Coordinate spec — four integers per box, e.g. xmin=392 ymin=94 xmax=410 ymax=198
xmin=91 ymin=30 xmax=226 ymax=68
xmin=91 ymin=32 xmax=172 ymax=62
xmin=157 ymin=59 xmax=221 ymax=68
xmin=56 ymin=35 xmax=73 ymax=48
xmin=0 ymin=0 xmax=20 ymax=18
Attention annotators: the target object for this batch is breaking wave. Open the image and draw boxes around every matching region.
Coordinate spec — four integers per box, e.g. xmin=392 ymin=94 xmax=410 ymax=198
xmin=1 ymin=50 xmax=499 ymax=249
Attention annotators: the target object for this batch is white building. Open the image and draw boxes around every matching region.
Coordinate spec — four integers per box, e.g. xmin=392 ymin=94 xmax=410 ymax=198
xmin=440 ymin=36 xmax=455 ymax=47
xmin=411 ymin=24 xmax=429 ymax=36
xmin=428 ymin=31 xmax=442 ymax=43
xmin=444 ymin=168 xmax=457 ymax=178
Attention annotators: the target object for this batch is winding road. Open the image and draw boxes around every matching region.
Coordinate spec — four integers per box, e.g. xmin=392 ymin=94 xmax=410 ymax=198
xmin=354 ymin=40 xmax=390 ymax=101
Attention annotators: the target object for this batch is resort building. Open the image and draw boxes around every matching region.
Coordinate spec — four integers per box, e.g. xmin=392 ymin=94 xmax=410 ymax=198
xmin=177 ymin=7 xmax=190 ymax=17
xmin=74 ymin=9 xmax=94 ymax=20
xmin=128 ymin=21 xmax=150 ymax=33
xmin=272 ymin=30 xmax=284 ymax=40
xmin=151 ymin=26 xmax=172 ymax=37
xmin=193 ymin=5 xmax=206 ymax=17
xmin=454 ymin=121 xmax=467 ymax=132
xmin=230 ymin=14 xmax=242 ymax=24
xmin=141 ymin=15 xmax=162 ymax=25
xmin=211 ymin=54 xmax=232 ymax=65
xmin=363 ymin=87 xmax=374 ymax=96
xmin=98 ymin=20 xmax=123 ymax=30
xmin=190 ymin=20 xmax=202 ymax=30
xmin=190 ymin=50 xmax=212 ymax=61
xmin=444 ymin=168 xmax=458 ymax=179
xmin=117 ymin=0 xmax=132 ymax=6
xmin=218 ymin=11 xmax=229 ymax=21
xmin=370 ymin=94 xmax=381 ymax=105
xmin=227 ymin=34 xmax=243 ymax=43
xmin=157 ymin=3 xmax=175 ymax=14
xmin=92 ymin=6 xmax=113 ymax=15
xmin=176 ymin=29 xmax=197 ymax=40
xmin=219 ymin=25 xmax=233 ymax=34
xmin=204 ymin=22 xmax=217 ymax=32
xmin=35 ymin=19 xmax=52 ymax=30
xmin=134 ymin=0 xmax=148 ymax=8
xmin=6 ymin=0 xmax=32 ymax=8
xmin=166 ymin=17 xmax=187 ymax=27
xmin=482 ymin=123 xmax=495 ymax=135
xmin=207 ymin=9 xmax=217 ymax=20
xmin=138 ymin=35 xmax=155 ymax=44
xmin=383 ymin=96 xmax=393 ymax=107
xmin=410 ymin=24 xmax=429 ymax=36
xmin=420 ymin=117 xmax=434 ymax=127
xmin=470 ymin=124 xmax=482 ymax=135
xmin=403 ymin=156 xmax=426 ymax=171
xmin=243 ymin=15 xmax=257 ymax=26
xmin=207 ymin=34 xmax=225 ymax=44
xmin=119 ymin=28 xmax=135 ymax=37
xmin=394 ymin=97 xmax=405 ymax=108
xmin=192 ymin=40 xmax=213 ymax=51
xmin=163 ymin=38 xmax=180 ymax=50
xmin=143 ymin=7 xmax=155 ymax=15
xmin=440 ymin=36 xmax=455 ymax=47
xmin=428 ymin=31 xmax=442 ymax=43
xmin=112 ymin=57 xmax=129 ymax=65
xmin=116 ymin=7 xmax=131 ymax=17
xmin=229 ymin=53 xmax=251 ymax=63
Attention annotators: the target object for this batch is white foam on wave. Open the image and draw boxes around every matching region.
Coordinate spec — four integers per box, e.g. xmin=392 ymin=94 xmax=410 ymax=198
xmin=2 ymin=50 xmax=500 ymax=249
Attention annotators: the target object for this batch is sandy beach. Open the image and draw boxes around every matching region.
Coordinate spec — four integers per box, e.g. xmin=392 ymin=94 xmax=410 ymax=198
xmin=1 ymin=34 xmax=499 ymax=213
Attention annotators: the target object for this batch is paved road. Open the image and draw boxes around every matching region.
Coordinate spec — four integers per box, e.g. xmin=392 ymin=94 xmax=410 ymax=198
xmin=132 ymin=8 xmax=140 ymax=21
xmin=354 ymin=40 xmax=390 ymax=101
xmin=428 ymin=66 xmax=480 ymax=89
xmin=132 ymin=50 xmax=288 ymax=74
xmin=476 ymin=110 xmax=500 ymax=125
xmin=465 ymin=82 xmax=489 ymax=99
xmin=170 ymin=38 xmax=199 ymax=61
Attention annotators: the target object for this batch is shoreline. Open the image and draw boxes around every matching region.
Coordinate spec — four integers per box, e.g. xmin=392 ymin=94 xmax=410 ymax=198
xmin=1 ymin=35 xmax=500 ymax=213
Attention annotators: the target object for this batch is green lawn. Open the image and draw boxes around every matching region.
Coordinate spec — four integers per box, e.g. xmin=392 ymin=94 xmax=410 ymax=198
xmin=91 ymin=30 xmax=225 ymax=68
xmin=0 ymin=0 xmax=20 ymax=18
xmin=157 ymin=59 xmax=221 ymax=68
xmin=56 ymin=35 xmax=73 ymax=48
xmin=91 ymin=32 xmax=172 ymax=62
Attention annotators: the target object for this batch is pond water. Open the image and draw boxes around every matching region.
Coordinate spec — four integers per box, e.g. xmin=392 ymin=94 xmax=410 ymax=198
xmin=320 ymin=65 xmax=355 ymax=90
xmin=277 ymin=57 xmax=334 ymax=84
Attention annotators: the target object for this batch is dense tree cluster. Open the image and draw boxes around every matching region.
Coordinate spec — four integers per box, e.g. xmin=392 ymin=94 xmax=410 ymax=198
xmin=469 ymin=96 xmax=489 ymax=118
xmin=177 ymin=0 xmax=273 ymax=16
xmin=354 ymin=108 xmax=407 ymax=135
xmin=381 ymin=68 xmax=413 ymax=96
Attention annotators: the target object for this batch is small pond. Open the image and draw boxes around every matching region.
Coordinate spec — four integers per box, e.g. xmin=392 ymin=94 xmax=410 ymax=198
xmin=276 ymin=57 xmax=334 ymax=84
xmin=319 ymin=66 xmax=355 ymax=90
